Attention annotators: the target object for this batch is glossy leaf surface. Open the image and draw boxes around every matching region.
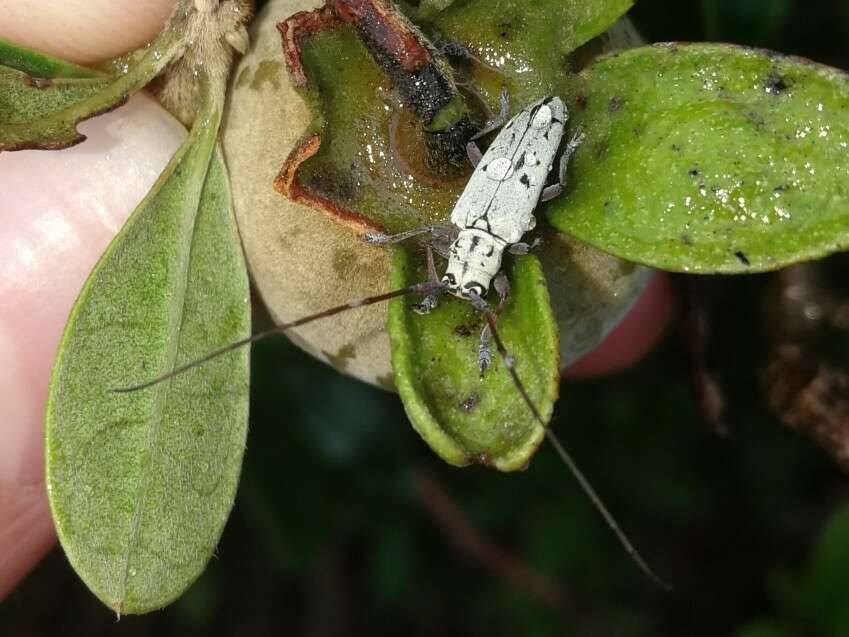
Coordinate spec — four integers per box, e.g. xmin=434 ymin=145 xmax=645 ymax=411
xmin=550 ymin=44 xmax=849 ymax=273
xmin=45 ymin=89 xmax=250 ymax=613
xmin=403 ymin=0 xmax=634 ymax=102
xmin=389 ymin=248 xmax=559 ymax=471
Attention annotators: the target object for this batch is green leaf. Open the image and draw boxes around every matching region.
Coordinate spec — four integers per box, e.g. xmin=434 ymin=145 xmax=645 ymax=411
xmin=797 ymin=503 xmax=849 ymax=633
xmin=389 ymin=247 xmax=559 ymax=471
xmin=0 ymin=12 xmax=185 ymax=151
xmin=550 ymin=44 xmax=849 ymax=273
xmin=45 ymin=81 xmax=250 ymax=614
xmin=0 ymin=37 xmax=101 ymax=78
xmin=406 ymin=0 xmax=634 ymax=101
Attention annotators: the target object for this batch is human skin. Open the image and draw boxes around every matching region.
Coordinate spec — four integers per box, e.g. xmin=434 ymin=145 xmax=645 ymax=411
xmin=0 ymin=0 xmax=671 ymax=600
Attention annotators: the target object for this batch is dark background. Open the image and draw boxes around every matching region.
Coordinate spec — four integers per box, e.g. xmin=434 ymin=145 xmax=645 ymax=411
xmin=6 ymin=0 xmax=849 ymax=635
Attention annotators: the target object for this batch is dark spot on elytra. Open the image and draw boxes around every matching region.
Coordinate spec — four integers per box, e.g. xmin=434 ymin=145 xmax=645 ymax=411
xmin=459 ymin=394 xmax=480 ymax=413
xmin=688 ymin=168 xmax=700 ymax=177
xmin=735 ymin=251 xmax=751 ymax=266
xmin=608 ymin=96 xmax=623 ymax=113
xmin=764 ymin=72 xmax=790 ymax=95
xmin=516 ymin=152 xmax=525 ymax=169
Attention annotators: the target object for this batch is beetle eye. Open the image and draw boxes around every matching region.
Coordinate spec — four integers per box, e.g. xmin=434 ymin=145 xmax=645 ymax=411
xmin=463 ymin=282 xmax=486 ymax=298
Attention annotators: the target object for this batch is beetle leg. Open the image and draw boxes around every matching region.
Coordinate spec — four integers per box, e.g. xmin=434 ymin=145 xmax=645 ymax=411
xmin=466 ymin=140 xmax=484 ymax=167
xmin=425 ymin=244 xmax=439 ymax=282
xmin=413 ymin=294 xmax=439 ymax=315
xmin=541 ymin=126 xmax=585 ymax=202
xmin=412 ymin=246 xmax=442 ymax=315
xmin=475 ymin=273 xmax=510 ymax=376
xmin=363 ymin=223 xmax=458 ymax=246
xmin=429 ymin=236 xmax=453 ymax=260
xmin=508 ymin=238 xmax=543 ymax=255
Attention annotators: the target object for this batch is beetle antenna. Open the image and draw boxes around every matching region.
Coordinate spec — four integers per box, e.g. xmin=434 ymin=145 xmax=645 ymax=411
xmin=480 ymin=310 xmax=672 ymax=592
xmin=113 ymin=280 xmax=444 ymax=393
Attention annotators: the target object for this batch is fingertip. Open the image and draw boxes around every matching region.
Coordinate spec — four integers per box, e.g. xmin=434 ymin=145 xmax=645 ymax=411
xmin=565 ymin=271 xmax=673 ymax=378
xmin=0 ymin=0 xmax=176 ymax=64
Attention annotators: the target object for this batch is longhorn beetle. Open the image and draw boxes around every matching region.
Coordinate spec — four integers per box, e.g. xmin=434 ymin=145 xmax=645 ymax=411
xmin=118 ymin=93 xmax=670 ymax=590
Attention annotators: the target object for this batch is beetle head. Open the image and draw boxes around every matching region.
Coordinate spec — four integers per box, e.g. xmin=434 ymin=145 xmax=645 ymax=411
xmin=441 ymin=230 xmax=505 ymax=300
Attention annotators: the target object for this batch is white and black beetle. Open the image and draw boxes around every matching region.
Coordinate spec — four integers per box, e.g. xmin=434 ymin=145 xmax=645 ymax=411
xmin=367 ymin=94 xmax=582 ymax=295
xmin=364 ymin=92 xmax=584 ymax=371
xmin=120 ymin=94 xmax=668 ymax=589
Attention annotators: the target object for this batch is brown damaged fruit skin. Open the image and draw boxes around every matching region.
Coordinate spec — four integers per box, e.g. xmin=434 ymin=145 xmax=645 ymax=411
xmin=224 ymin=0 xmax=394 ymax=388
xmin=274 ymin=132 xmax=379 ymax=233
xmin=278 ymin=3 xmax=341 ymax=87
xmin=222 ymin=0 xmax=650 ymax=389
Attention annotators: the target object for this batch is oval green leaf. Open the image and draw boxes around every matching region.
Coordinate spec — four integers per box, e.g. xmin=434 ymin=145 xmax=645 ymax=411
xmin=389 ymin=247 xmax=559 ymax=472
xmin=45 ymin=88 xmax=250 ymax=614
xmin=550 ymin=44 xmax=849 ymax=273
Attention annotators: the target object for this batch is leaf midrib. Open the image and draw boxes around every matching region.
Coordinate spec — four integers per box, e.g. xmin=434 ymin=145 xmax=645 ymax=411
xmin=114 ymin=106 xmax=221 ymax=609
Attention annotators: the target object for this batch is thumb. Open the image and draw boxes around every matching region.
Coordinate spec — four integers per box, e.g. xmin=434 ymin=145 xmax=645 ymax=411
xmin=0 ymin=0 xmax=185 ymax=598
xmin=0 ymin=0 xmax=176 ymax=65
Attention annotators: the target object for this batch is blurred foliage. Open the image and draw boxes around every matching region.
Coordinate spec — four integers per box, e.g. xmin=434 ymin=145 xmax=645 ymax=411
xmin=736 ymin=503 xmax=849 ymax=637
xmin=6 ymin=0 xmax=849 ymax=635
